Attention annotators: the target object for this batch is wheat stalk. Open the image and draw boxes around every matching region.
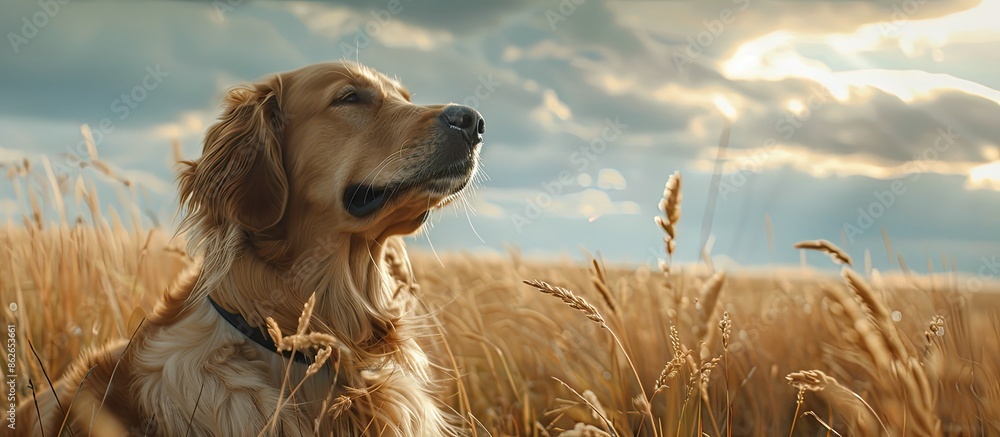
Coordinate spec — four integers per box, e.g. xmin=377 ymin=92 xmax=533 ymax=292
xmin=525 ymin=279 xmax=658 ymax=436
xmin=824 ymin=268 xmax=941 ymax=435
xmin=654 ymin=326 xmax=689 ymax=394
xmin=524 ymin=280 xmax=606 ymax=328
xmin=654 ymin=171 xmax=682 ymax=260
xmin=793 ymin=239 xmax=853 ymax=266
xmin=262 ymin=292 xmax=346 ymax=436
xmin=924 ymin=315 xmax=945 ymax=355
xmin=696 ymin=271 xmax=726 ymax=361
xmin=589 ymin=258 xmax=617 ymax=315
xmin=787 ymin=370 xmax=889 ymax=435
xmin=719 ymin=312 xmax=732 ymax=351
xmin=697 ymin=272 xmax=726 ymax=328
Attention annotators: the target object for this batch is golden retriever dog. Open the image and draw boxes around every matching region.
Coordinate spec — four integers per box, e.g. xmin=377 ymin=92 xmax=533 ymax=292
xmin=18 ymin=61 xmax=484 ymax=436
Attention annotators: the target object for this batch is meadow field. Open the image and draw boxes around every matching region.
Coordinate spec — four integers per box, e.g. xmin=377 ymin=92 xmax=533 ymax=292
xmin=2 ymin=160 xmax=998 ymax=436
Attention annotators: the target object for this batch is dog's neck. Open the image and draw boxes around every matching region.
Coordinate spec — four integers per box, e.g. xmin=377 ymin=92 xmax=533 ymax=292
xmin=198 ymin=225 xmax=414 ymax=367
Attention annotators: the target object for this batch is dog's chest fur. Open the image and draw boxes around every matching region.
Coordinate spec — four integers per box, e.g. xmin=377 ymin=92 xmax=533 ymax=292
xmin=128 ymin=298 xmax=447 ymax=436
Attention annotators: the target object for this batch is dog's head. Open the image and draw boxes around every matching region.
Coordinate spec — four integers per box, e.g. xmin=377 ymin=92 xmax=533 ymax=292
xmin=179 ymin=61 xmax=484 ymax=246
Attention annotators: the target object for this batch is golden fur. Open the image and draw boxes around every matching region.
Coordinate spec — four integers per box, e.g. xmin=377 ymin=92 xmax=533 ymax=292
xmin=18 ymin=61 xmax=484 ymax=436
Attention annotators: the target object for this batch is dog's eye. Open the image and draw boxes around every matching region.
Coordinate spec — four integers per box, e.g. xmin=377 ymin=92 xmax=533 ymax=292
xmin=339 ymin=92 xmax=360 ymax=104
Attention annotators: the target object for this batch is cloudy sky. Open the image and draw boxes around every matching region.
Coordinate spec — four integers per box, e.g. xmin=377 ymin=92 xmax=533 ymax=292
xmin=2 ymin=0 xmax=998 ymax=274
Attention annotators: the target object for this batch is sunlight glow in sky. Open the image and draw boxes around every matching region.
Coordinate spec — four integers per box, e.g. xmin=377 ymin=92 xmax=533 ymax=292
xmin=718 ymin=0 xmax=1000 ymax=192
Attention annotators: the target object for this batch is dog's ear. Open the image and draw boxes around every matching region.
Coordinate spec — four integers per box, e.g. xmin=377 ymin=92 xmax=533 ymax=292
xmin=180 ymin=77 xmax=288 ymax=233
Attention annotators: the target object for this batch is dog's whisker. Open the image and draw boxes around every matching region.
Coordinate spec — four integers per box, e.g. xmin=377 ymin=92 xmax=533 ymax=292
xmin=421 ymin=195 xmax=447 ymax=268
xmin=459 ymin=193 xmax=486 ymax=245
xmin=349 ymin=151 xmax=407 ymax=206
xmin=356 ymin=141 xmax=412 ymax=194
xmin=361 ymin=142 xmax=409 ymax=185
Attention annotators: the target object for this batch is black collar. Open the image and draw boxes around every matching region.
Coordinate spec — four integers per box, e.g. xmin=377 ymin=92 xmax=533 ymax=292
xmin=207 ymin=297 xmax=314 ymax=364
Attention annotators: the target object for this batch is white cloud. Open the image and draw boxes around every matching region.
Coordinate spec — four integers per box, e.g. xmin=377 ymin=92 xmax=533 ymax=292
xmin=289 ymin=3 xmax=453 ymax=51
xmin=598 ymin=74 xmax=635 ymax=94
xmin=968 ymin=161 xmax=1000 ymax=190
xmin=518 ymin=40 xmax=576 ymax=61
xmin=502 ymin=46 xmax=522 ymax=62
xmin=534 ymin=89 xmax=573 ymax=122
xmin=596 ymin=168 xmax=627 ymax=190
xmin=699 ymin=143 xmax=1000 ymax=191
xmin=377 ymin=20 xmax=454 ymax=50
xmin=463 ymin=195 xmax=506 ymax=219
xmin=475 ymin=187 xmax=641 ymax=221
xmin=552 ymin=189 xmax=639 ymax=221
xmin=853 ymin=0 xmax=1000 ymax=51
xmin=151 ymin=111 xmax=210 ymax=141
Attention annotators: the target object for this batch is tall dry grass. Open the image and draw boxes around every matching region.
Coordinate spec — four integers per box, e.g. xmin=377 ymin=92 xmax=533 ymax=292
xmin=2 ymin=156 xmax=999 ymax=436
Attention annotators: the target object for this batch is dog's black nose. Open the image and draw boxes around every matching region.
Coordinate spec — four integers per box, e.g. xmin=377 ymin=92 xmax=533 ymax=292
xmin=439 ymin=105 xmax=485 ymax=147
